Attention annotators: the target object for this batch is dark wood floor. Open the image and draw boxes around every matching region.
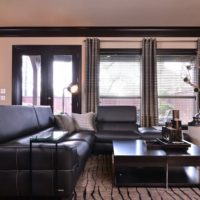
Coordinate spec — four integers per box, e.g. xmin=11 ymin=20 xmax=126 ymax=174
xmin=73 ymin=155 xmax=200 ymax=200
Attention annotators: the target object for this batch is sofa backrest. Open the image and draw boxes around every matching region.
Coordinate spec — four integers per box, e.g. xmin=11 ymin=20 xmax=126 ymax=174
xmin=0 ymin=105 xmax=54 ymax=143
xmin=33 ymin=106 xmax=54 ymax=129
xmin=0 ymin=105 xmax=39 ymax=143
xmin=96 ymin=106 xmax=138 ymax=131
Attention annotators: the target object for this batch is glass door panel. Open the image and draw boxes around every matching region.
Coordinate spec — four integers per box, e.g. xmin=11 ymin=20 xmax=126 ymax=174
xmin=22 ymin=55 xmax=41 ymax=105
xmin=53 ymin=55 xmax=72 ymax=114
xmin=13 ymin=45 xmax=81 ymax=113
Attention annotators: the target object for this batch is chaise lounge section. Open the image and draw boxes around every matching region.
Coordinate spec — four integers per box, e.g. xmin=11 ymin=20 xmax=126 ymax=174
xmin=94 ymin=106 xmax=162 ymax=153
xmin=94 ymin=106 xmax=141 ymax=153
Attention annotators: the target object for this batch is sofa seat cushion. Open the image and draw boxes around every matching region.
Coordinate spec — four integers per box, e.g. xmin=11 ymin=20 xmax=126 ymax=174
xmin=97 ymin=122 xmax=138 ymax=132
xmin=68 ymin=131 xmax=95 ymax=147
xmin=138 ymin=127 xmax=162 ymax=140
xmin=1 ymin=127 xmax=55 ymax=146
xmin=95 ymin=130 xmax=141 ymax=143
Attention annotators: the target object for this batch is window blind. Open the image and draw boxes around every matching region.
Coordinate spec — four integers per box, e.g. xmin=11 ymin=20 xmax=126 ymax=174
xmin=157 ymin=55 xmax=197 ymax=96
xmin=157 ymin=54 xmax=198 ymax=124
xmin=100 ymin=54 xmax=141 ymax=97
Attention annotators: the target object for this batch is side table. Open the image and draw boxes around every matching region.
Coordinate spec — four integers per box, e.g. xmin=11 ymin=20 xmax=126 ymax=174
xmin=29 ymin=131 xmax=68 ymax=198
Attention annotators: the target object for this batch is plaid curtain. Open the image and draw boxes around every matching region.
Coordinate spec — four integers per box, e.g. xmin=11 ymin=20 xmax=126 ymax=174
xmin=85 ymin=38 xmax=100 ymax=112
xmin=197 ymin=39 xmax=200 ymax=109
xmin=141 ymin=38 xmax=158 ymax=127
xmin=197 ymin=39 xmax=200 ymax=66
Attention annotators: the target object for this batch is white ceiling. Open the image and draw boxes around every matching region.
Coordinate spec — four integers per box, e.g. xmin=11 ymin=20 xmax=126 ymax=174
xmin=0 ymin=0 xmax=200 ymax=27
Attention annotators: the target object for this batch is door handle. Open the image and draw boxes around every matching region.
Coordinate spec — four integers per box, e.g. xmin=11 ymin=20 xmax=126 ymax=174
xmin=47 ymin=97 xmax=52 ymax=100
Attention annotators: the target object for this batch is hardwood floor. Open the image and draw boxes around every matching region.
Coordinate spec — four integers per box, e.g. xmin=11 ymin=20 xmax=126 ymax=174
xmin=73 ymin=155 xmax=200 ymax=200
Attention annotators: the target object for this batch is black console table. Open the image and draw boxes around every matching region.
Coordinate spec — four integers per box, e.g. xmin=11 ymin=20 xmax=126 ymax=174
xmin=29 ymin=131 xmax=68 ymax=197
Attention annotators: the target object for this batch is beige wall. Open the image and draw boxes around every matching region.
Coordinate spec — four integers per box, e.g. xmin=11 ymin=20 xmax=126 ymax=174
xmin=0 ymin=37 xmax=141 ymax=107
xmin=0 ymin=37 xmax=197 ymax=109
xmin=0 ymin=37 xmax=85 ymax=105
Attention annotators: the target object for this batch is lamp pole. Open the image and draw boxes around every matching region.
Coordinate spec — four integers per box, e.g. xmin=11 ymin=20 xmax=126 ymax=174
xmin=62 ymin=83 xmax=78 ymax=114
xmin=62 ymin=87 xmax=67 ymax=114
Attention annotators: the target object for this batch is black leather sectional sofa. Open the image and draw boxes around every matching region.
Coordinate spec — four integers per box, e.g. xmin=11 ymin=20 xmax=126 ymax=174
xmin=0 ymin=105 xmax=162 ymax=199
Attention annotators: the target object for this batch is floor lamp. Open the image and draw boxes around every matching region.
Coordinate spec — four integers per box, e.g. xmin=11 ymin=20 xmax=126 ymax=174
xmin=62 ymin=83 xmax=78 ymax=113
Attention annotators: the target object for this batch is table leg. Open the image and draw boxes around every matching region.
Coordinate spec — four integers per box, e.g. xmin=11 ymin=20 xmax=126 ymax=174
xmin=112 ymin=155 xmax=116 ymax=185
xmin=55 ymin=143 xmax=58 ymax=198
xmin=197 ymin=166 xmax=200 ymax=185
xmin=166 ymin=161 xmax=168 ymax=189
xmin=29 ymin=141 xmax=32 ymax=197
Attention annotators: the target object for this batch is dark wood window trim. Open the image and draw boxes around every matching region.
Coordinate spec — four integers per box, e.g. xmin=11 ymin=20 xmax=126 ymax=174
xmin=12 ymin=45 xmax=82 ymax=113
xmin=157 ymin=49 xmax=197 ymax=55
xmin=100 ymin=48 xmax=142 ymax=55
xmin=1 ymin=27 xmax=200 ymax=37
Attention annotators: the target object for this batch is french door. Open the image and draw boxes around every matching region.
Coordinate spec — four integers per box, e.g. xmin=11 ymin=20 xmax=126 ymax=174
xmin=12 ymin=45 xmax=81 ymax=113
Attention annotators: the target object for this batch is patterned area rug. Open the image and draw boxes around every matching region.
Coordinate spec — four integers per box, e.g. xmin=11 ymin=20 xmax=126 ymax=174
xmin=73 ymin=155 xmax=200 ymax=200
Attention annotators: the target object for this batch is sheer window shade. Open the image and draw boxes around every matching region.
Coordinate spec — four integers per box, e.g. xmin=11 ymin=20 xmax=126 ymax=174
xmin=157 ymin=55 xmax=198 ymax=124
xmin=99 ymin=53 xmax=141 ymax=121
xmin=100 ymin=54 xmax=141 ymax=97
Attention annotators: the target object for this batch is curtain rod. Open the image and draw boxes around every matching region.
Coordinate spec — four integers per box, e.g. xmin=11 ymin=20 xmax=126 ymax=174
xmin=99 ymin=40 xmax=198 ymax=43
xmin=100 ymin=40 xmax=140 ymax=43
xmin=84 ymin=39 xmax=198 ymax=43
xmin=157 ymin=40 xmax=197 ymax=43
xmin=83 ymin=39 xmax=139 ymax=42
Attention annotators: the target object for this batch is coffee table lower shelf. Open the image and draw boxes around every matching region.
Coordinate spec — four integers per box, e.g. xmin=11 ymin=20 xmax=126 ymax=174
xmin=114 ymin=166 xmax=200 ymax=187
xmin=112 ymin=140 xmax=200 ymax=188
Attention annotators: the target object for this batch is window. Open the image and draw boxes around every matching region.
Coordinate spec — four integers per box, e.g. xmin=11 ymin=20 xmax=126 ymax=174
xmin=157 ymin=50 xmax=198 ymax=125
xmin=99 ymin=49 xmax=141 ymax=120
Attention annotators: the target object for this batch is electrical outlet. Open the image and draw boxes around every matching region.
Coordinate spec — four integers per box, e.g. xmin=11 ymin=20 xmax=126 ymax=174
xmin=0 ymin=96 xmax=5 ymax=101
xmin=0 ymin=89 xmax=6 ymax=94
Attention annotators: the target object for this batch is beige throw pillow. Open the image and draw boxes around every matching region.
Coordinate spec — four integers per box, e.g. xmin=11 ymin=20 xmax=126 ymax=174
xmin=72 ymin=112 xmax=95 ymax=131
xmin=54 ymin=114 xmax=75 ymax=134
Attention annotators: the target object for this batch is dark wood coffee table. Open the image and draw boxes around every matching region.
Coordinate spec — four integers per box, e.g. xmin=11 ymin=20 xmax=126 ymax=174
xmin=112 ymin=140 xmax=200 ymax=187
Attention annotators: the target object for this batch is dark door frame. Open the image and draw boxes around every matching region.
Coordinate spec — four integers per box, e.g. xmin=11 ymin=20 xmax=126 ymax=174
xmin=12 ymin=45 xmax=82 ymax=113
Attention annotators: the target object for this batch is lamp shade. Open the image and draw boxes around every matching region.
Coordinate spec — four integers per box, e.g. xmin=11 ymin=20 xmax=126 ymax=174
xmin=67 ymin=83 xmax=78 ymax=94
xmin=62 ymin=83 xmax=79 ymax=113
